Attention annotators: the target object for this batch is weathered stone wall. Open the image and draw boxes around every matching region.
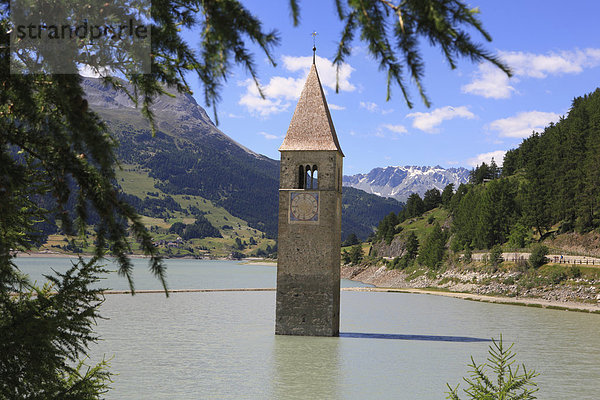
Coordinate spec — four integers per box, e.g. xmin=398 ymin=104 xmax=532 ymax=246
xmin=279 ymin=151 xmax=342 ymax=191
xmin=275 ymin=275 xmax=339 ymax=336
xmin=276 ymin=150 xmax=342 ymax=336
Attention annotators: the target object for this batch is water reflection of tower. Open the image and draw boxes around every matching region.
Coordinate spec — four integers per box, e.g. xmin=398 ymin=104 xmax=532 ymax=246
xmin=269 ymin=335 xmax=341 ymax=398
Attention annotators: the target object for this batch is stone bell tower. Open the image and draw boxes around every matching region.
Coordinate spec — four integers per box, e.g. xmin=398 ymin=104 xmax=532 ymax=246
xmin=275 ymin=52 xmax=343 ymax=337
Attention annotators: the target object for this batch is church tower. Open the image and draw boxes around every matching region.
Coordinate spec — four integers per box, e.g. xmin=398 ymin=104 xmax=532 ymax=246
xmin=275 ymin=54 xmax=343 ymax=337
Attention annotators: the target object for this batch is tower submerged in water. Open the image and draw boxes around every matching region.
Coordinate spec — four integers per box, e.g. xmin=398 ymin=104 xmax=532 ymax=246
xmin=275 ymin=55 xmax=344 ymax=337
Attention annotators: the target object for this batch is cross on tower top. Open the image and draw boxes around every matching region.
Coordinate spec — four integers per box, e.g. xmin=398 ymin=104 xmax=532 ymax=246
xmin=311 ymin=31 xmax=318 ymax=64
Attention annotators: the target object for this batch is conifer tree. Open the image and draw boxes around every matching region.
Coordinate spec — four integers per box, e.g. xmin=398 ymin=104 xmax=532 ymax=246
xmin=446 ymin=336 xmax=538 ymax=400
xmin=508 ymin=223 xmax=529 ymax=249
xmin=423 ymin=188 xmax=442 ymax=211
xmin=441 ymin=183 xmax=455 ymax=207
xmin=349 ymin=244 xmax=364 ymax=265
xmin=405 ymin=193 xmax=425 ymax=218
xmin=404 ymin=232 xmax=419 ymax=260
xmin=325 ymin=0 xmax=510 ymax=107
xmin=528 ymin=244 xmax=549 ymax=269
xmin=342 ymin=233 xmax=360 ymax=247
xmin=489 ymin=244 xmax=504 ymax=269
xmin=489 ymin=157 xmax=500 ymax=179
xmin=469 ymin=162 xmax=493 ymax=184
xmin=2 ymin=0 xmax=277 ymax=395
xmin=522 ymin=145 xmax=552 ymax=238
xmin=417 ymin=222 xmax=446 ymax=269
xmin=376 ymin=212 xmax=399 ymax=244
xmin=462 ymin=244 xmax=472 ymax=263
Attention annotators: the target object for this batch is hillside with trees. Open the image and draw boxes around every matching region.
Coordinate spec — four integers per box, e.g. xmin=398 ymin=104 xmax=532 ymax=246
xmin=88 ymin=78 xmax=403 ymax=243
xmin=24 ymin=79 xmax=404 ymax=258
xmin=375 ymin=88 xmax=600 ymax=256
xmin=348 ymin=88 xmax=600 ymax=304
xmin=452 ymin=88 xmax=600 ymax=251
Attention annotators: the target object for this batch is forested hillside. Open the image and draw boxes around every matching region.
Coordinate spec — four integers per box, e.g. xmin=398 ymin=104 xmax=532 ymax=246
xmin=342 ymin=187 xmax=403 ymax=239
xmin=82 ymin=78 xmax=399 ymax=241
xmin=451 ymin=88 xmax=600 ymax=251
xmin=344 ymin=92 xmax=600 ymax=306
xmin=367 ymin=88 xmax=600 ymax=262
xmin=502 ymin=89 xmax=600 ymax=234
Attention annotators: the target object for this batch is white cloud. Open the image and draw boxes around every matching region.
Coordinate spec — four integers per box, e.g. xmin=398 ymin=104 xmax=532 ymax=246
xmin=328 ymin=103 xmax=346 ymax=111
xmin=239 ymin=55 xmax=355 ymax=116
xmin=239 ymin=81 xmax=289 ymax=117
xmin=283 ymin=55 xmax=355 ymax=92
xmin=406 ymin=106 xmax=475 ymax=133
xmin=382 ymin=124 xmax=408 ymax=134
xmin=359 ymin=101 xmax=393 ymax=114
xmin=463 ymin=48 xmax=600 ymax=98
xmin=360 ymin=101 xmax=378 ymax=112
xmin=501 ymin=49 xmax=600 ymax=78
xmin=257 ymin=131 xmax=279 ymax=140
xmin=461 ymin=63 xmax=516 ymax=99
xmin=262 ymin=76 xmax=305 ymax=99
xmin=467 ymin=150 xmax=507 ymax=167
xmin=488 ymin=111 xmax=560 ymax=138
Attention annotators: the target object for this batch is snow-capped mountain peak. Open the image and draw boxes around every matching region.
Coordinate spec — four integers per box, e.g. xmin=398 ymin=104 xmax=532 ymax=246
xmin=343 ymin=165 xmax=470 ymax=201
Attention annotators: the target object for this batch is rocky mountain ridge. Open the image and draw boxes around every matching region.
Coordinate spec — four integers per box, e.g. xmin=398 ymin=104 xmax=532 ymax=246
xmin=343 ymin=165 xmax=470 ymax=201
xmin=82 ymin=78 xmax=402 ymax=239
xmin=83 ymin=78 xmax=262 ymax=159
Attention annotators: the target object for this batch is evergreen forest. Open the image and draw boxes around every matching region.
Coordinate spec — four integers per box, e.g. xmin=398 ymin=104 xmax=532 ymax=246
xmin=371 ymin=88 xmax=600 ymax=263
xmin=453 ymin=88 xmax=600 ymax=251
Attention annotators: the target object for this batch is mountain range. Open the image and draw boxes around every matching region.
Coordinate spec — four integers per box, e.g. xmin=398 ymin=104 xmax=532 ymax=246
xmin=343 ymin=165 xmax=470 ymax=201
xmin=82 ymin=78 xmax=403 ymax=240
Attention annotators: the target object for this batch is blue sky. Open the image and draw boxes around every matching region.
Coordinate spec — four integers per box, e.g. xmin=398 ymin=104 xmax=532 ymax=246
xmin=184 ymin=0 xmax=600 ymax=175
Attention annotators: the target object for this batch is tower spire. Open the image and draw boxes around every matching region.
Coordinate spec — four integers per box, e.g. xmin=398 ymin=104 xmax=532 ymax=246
xmin=279 ymin=52 xmax=343 ymax=156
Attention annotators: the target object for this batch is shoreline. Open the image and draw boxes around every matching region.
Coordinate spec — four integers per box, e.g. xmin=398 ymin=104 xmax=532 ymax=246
xmin=240 ymin=258 xmax=277 ymax=266
xmin=342 ymin=264 xmax=600 ymax=314
xmin=13 ymin=251 xmax=153 ymax=259
xmin=13 ymin=251 xmax=278 ymax=262
xmin=14 ymin=252 xmax=600 ymax=313
xmin=14 ymin=251 xmax=280 ymax=265
xmin=345 ymin=286 xmax=600 ymax=313
xmin=14 ymin=251 xmax=82 ymax=258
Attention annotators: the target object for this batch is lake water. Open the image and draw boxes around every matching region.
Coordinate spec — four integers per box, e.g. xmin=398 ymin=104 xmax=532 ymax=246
xmin=14 ymin=258 xmax=600 ymax=399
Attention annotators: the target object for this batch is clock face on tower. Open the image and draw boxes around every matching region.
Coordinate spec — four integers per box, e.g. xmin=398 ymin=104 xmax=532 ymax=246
xmin=289 ymin=192 xmax=319 ymax=222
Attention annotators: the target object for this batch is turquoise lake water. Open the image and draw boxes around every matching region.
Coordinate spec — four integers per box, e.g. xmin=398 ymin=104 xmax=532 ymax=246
xmin=14 ymin=257 xmax=600 ymax=399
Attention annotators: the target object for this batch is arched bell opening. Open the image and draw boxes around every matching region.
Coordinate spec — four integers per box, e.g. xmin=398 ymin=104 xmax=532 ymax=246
xmin=298 ymin=165 xmax=305 ymax=189
xmin=298 ymin=164 xmax=319 ymax=189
